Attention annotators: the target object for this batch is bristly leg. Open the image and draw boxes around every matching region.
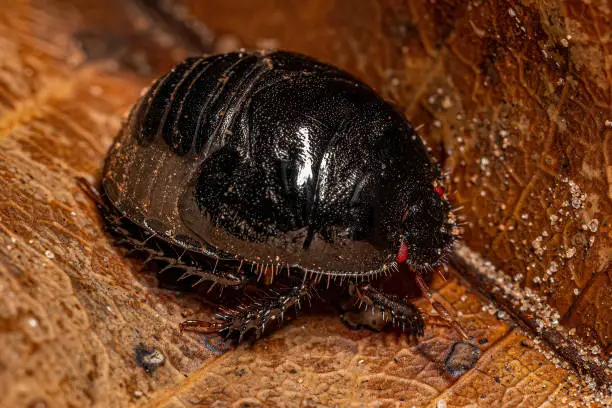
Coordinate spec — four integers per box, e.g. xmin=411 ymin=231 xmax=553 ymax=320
xmin=78 ymin=177 xmax=249 ymax=291
xmin=414 ymin=270 xmax=469 ymax=340
xmin=180 ymin=280 xmax=313 ymax=343
xmin=350 ymin=283 xmax=425 ymax=337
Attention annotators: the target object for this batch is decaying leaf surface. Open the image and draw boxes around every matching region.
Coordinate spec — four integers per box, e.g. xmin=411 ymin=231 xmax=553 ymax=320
xmin=0 ymin=1 xmax=610 ymax=408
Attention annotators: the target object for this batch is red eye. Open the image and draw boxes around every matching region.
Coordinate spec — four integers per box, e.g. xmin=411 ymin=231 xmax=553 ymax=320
xmin=433 ymin=186 xmax=444 ymax=197
xmin=397 ymin=242 xmax=409 ymax=263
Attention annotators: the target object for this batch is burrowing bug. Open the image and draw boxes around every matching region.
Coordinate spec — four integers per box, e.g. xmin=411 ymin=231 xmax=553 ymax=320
xmin=81 ymin=50 xmax=467 ymax=342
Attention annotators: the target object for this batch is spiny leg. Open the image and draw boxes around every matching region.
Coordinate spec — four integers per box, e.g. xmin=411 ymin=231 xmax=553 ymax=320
xmin=79 ymin=178 xmax=256 ymax=306
xmin=180 ymin=279 xmax=313 ymax=343
xmin=171 ymin=262 xmax=247 ymax=291
xmin=350 ymin=283 xmax=425 ymax=337
xmin=98 ymin=206 xmax=248 ymax=292
xmin=347 ymin=288 xmax=453 ymax=332
xmin=414 ymin=270 xmax=469 ymax=340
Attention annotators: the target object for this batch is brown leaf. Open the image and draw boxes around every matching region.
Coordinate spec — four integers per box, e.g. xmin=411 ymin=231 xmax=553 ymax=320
xmin=0 ymin=1 xmax=609 ymax=407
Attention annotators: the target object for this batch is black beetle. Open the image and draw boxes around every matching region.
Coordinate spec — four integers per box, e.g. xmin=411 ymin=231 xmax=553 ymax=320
xmin=81 ymin=50 xmax=466 ymax=342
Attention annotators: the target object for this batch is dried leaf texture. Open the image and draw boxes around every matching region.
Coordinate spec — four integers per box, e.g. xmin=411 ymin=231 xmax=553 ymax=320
xmin=0 ymin=1 xmax=609 ymax=408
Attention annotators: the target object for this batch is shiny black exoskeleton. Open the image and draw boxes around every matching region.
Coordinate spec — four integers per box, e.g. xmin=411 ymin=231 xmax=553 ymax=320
xmin=94 ymin=50 xmax=466 ymax=342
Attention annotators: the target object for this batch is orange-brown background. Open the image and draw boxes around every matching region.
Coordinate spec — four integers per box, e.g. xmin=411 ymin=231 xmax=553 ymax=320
xmin=0 ymin=0 xmax=610 ymax=407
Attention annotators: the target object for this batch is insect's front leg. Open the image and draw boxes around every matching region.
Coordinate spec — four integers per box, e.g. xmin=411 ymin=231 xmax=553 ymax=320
xmin=349 ymin=283 xmax=425 ymax=337
xmin=413 ymin=271 xmax=469 ymax=340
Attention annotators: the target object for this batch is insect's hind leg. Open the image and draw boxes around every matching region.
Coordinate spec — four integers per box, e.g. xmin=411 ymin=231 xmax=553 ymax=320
xmin=163 ymin=258 xmax=249 ymax=292
xmin=180 ymin=278 xmax=313 ymax=343
xmin=350 ymin=283 xmax=425 ymax=337
xmin=414 ymin=270 xmax=469 ymax=340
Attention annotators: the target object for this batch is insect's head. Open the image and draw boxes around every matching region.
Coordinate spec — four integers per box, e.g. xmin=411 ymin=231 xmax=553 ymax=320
xmin=396 ymin=180 xmax=458 ymax=270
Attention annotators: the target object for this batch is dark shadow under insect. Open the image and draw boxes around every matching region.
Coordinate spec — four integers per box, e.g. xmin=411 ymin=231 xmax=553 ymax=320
xmin=86 ymin=50 xmax=469 ymax=343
